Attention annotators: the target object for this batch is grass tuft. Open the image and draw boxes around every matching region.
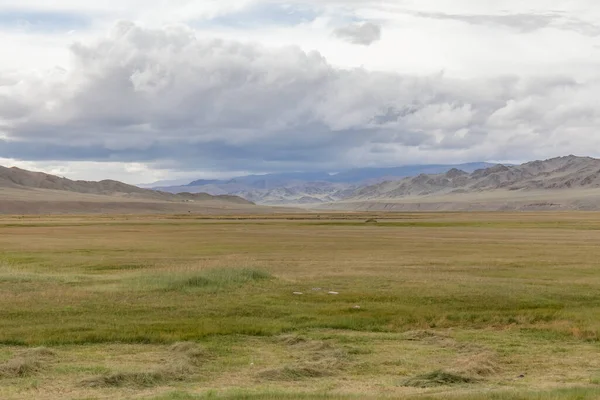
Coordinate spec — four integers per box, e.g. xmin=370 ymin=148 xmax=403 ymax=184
xmin=278 ymin=335 xmax=309 ymax=346
xmin=201 ymin=268 xmax=273 ymax=285
xmin=0 ymin=357 xmax=42 ymax=378
xmin=81 ymin=363 xmax=194 ymax=388
xmin=0 ymin=347 xmax=55 ymax=378
xmin=453 ymin=352 xmax=500 ymax=377
xmin=401 ymin=330 xmax=446 ymax=341
xmin=170 ymin=341 xmax=210 ymax=366
xmin=400 ymin=370 xmax=476 ymax=388
xmin=82 ymin=342 xmax=207 ymax=388
xmin=82 ymin=371 xmax=166 ymax=388
xmin=257 ymin=366 xmax=332 ymax=381
xmin=142 ymin=268 xmax=274 ymax=292
xmin=257 ymin=336 xmax=348 ymax=382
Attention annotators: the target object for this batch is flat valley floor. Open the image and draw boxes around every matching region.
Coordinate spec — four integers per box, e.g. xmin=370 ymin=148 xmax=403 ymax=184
xmin=2 ymin=212 xmax=600 ymax=399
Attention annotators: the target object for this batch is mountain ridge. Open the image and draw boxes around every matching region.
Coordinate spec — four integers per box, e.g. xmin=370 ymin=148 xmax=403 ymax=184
xmin=0 ymin=166 xmax=253 ymax=205
xmin=318 ymin=155 xmax=600 ymax=211
xmin=348 ymin=155 xmax=600 ymax=200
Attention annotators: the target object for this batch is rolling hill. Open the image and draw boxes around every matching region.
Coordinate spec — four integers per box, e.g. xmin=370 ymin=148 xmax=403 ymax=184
xmin=0 ymin=166 xmax=267 ymax=215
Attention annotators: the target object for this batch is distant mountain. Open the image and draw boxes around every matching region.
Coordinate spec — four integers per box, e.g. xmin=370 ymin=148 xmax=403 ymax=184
xmin=186 ymin=179 xmax=226 ymax=186
xmin=234 ymin=182 xmax=352 ymax=206
xmin=188 ymin=172 xmax=332 ymax=188
xmin=320 ymin=155 xmax=600 ymax=211
xmin=182 ymin=163 xmax=495 ymax=187
xmin=326 ymin=163 xmax=496 ymax=183
xmin=153 ymin=162 xmax=497 ymax=205
xmin=137 ymin=178 xmax=200 ymax=188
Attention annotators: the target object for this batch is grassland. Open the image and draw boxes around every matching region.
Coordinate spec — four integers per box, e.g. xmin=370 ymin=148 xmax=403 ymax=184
xmin=2 ymin=212 xmax=600 ymax=399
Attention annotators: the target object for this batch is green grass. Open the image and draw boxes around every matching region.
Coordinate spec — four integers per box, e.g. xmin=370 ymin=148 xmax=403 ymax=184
xmin=151 ymin=392 xmax=362 ymax=400
xmin=2 ymin=213 xmax=600 ymax=398
xmin=151 ymin=388 xmax=600 ymax=400
xmin=420 ymin=388 xmax=600 ymax=399
xmin=154 ymin=268 xmax=274 ymax=292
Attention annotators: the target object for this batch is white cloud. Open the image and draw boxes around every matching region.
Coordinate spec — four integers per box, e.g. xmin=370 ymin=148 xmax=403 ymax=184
xmin=2 ymin=21 xmax=600 ymax=174
xmin=1 ymin=1 xmax=600 ymax=180
xmin=0 ymin=158 xmax=165 ymax=183
xmin=333 ymin=21 xmax=381 ymax=45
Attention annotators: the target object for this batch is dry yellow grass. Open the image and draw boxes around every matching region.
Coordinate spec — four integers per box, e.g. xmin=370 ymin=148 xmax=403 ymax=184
xmin=1 ymin=212 xmax=600 ymax=399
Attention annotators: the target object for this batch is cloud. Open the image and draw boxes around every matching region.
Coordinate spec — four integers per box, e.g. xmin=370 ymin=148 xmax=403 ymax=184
xmin=1 ymin=21 xmax=600 ymax=176
xmin=333 ymin=21 xmax=381 ymax=45
xmin=409 ymin=10 xmax=600 ymax=36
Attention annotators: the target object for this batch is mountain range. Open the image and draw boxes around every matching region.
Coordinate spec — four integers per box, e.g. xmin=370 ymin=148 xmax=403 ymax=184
xmin=322 ymin=155 xmax=600 ymax=211
xmin=151 ymin=155 xmax=600 ymax=210
xmin=4 ymin=155 xmax=600 ymax=214
xmin=151 ymin=163 xmax=497 ymax=205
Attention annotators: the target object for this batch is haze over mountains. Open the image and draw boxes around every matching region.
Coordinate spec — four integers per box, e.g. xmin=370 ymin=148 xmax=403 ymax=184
xmin=151 ymin=163 xmax=496 ymax=205
xmin=150 ymin=155 xmax=600 ymax=211
xmin=4 ymin=156 xmax=600 ymax=214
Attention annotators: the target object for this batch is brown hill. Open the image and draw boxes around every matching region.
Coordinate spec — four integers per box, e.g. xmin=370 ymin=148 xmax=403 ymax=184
xmin=320 ymin=155 xmax=600 ymax=211
xmin=347 ymin=156 xmax=600 ymax=199
xmin=0 ymin=166 xmax=148 ymax=194
xmin=0 ymin=165 xmax=267 ymax=215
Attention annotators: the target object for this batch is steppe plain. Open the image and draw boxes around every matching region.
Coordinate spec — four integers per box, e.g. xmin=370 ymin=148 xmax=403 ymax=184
xmin=2 ymin=212 xmax=600 ymax=399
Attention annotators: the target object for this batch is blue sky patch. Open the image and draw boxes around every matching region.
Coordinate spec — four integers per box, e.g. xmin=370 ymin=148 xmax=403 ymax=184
xmin=0 ymin=10 xmax=90 ymax=32
xmin=195 ymin=3 xmax=320 ymax=29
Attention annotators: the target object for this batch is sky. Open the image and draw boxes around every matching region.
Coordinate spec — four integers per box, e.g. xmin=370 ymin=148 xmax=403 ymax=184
xmin=1 ymin=0 xmax=600 ymax=184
